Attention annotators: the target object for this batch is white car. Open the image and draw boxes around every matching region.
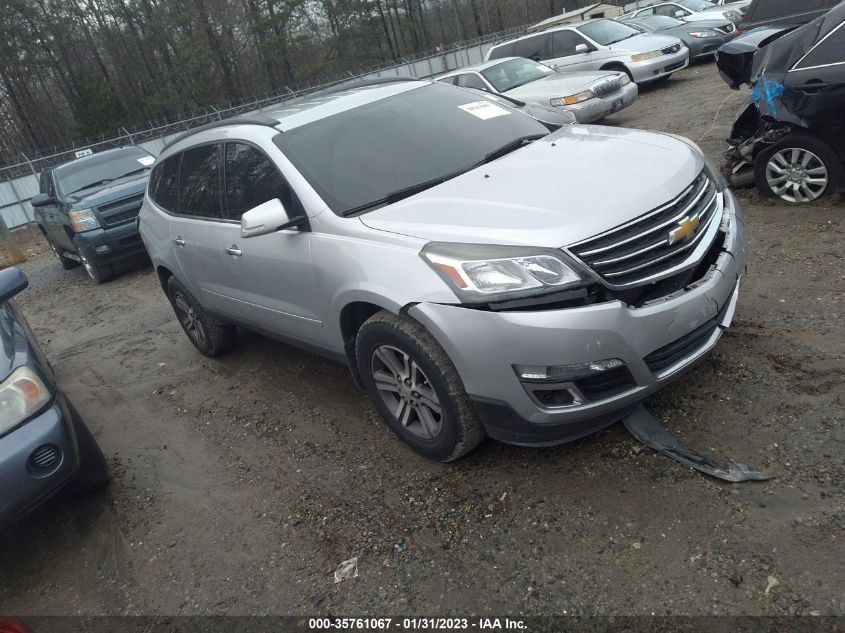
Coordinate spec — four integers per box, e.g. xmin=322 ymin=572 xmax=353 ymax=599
xmin=625 ymin=0 xmax=744 ymax=22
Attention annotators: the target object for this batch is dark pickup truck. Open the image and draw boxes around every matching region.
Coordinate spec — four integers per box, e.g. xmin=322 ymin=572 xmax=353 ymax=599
xmin=31 ymin=146 xmax=154 ymax=283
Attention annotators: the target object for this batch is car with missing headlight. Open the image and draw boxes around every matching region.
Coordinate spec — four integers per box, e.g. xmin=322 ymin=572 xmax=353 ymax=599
xmin=139 ymin=79 xmax=747 ymax=461
xmin=31 ymin=146 xmax=154 ymax=283
xmin=0 ymin=268 xmax=109 ymax=530
xmin=436 ymin=57 xmax=637 ymax=123
xmin=485 ymin=19 xmax=689 ymax=84
xmin=622 ymin=15 xmax=737 ymax=59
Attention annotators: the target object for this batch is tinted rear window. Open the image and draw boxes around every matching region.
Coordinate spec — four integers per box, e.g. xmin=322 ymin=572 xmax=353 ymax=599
xmin=487 ymin=42 xmax=515 ymax=60
xmin=179 ymin=145 xmax=221 ymax=219
xmin=149 ymin=155 xmax=180 ymax=212
xmin=512 ymin=34 xmax=551 ymax=60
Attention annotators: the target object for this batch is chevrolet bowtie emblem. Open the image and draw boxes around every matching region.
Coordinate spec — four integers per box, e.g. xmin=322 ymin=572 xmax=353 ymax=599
xmin=668 ymin=215 xmax=700 ymax=245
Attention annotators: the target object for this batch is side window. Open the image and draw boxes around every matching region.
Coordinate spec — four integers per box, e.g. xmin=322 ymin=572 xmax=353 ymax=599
xmin=179 ymin=145 xmax=221 ymax=219
xmin=437 ymin=76 xmax=458 ymax=85
xmin=636 ymin=7 xmax=655 ymax=15
xmin=149 ymin=155 xmax=181 ymax=212
xmin=487 ymin=43 xmax=515 ymax=60
xmin=795 ymin=25 xmax=844 ymax=69
xmin=552 ymin=30 xmax=590 ymax=56
xmin=654 ymin=5 xmax=684 ymax=16
xmin=513 ymin=34 xmax=551 ymax=61
xmin=456 ymin=74 xmax=488 ymax=90
xmin=224 ymin=143 xmax=303 ymax=221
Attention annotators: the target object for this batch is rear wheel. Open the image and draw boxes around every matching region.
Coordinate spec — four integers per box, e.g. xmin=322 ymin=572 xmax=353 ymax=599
xmin=356 ymin=310 xmax=485 ymax=462
xmin=754 ymin=134 xmax=841 ymax=203
xmin=166 ymin=276 xmax=237 ymax=357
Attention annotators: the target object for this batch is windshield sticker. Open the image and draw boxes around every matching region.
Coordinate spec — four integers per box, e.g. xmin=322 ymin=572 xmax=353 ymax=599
xmin=138 ymin=156 xmax=155 ymax=166
xmin=458 ymin=101 xmax=511 ymax=120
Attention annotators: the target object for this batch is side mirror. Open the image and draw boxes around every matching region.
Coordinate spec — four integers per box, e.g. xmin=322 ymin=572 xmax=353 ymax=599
xmin=575 ymin=43 xmax=590 ymax=54
xmin=0 ymin=268 xmax=28 ymax=305
xmin=30 ymin=193 xmax=56 ymax=208
xmin=674 ymin=9 xmax=686 ymax=17
xmin=240 ymin=198 xmax=304 ymax=238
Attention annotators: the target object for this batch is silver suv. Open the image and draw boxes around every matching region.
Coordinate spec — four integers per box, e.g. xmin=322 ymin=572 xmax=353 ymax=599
xmin=139 ymin=79 xmax=748 ymax=462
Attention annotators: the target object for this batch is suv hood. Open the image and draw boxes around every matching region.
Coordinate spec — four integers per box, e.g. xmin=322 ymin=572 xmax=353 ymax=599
xmin=359 ymin=126 xmax=703 ymax=248
xmin=604 ymin=32 xmax=681 ymax=53
xmin=506 ymin=70 xmax=622 ymax=99
xmin=67 ymin=173 xmax=149 ymax=209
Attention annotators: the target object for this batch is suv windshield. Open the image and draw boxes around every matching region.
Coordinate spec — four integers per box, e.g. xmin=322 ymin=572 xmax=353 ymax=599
xmin=482 ymin=58 xmax=556 ymax=92
xmin=55 ymin=147 xmax=153 ymax=196
xmin=275 ymin=83 xmax=548 ymax=216
xmin=638 ymin=15 xmax=685 ymax=29
xmin=577 ymin=20 xmax=640 ymax=46
xmin=676 ymin=0 xmax=715 ymax=10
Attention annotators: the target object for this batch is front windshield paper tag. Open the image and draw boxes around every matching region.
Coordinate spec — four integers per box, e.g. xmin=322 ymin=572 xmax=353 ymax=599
xmin=138 ymin=156 xmax=155 ymax=166
xmin=458 ymin=101 xmax=511 ymax=120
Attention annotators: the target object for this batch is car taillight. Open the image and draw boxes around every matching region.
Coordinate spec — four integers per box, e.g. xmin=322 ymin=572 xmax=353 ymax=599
xmin=0 ymin=618 xmax=32 ymax=633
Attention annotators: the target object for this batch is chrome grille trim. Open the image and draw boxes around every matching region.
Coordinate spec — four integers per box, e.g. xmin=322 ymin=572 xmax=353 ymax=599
xmin=592 ymin=78 xmax=622 ymax=98
xmin=662 ymin=43 xmax=682 ymax=55
xmin=567 ymin=171 xmax=723 ymax=288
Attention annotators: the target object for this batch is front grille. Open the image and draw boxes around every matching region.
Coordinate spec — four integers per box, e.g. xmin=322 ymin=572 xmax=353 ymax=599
xmin=98 ymin=193 xmax=143 ymax=213
xmin=103 ymin=206 xmax=141 ymax=226
xmin=662 ymin=43 xmax=682 ymax=55
xmin=644 ymin=299 xmax=730 ymax=374
xmin=568 ymin=171 xmax=720 ymax=288
xmin=30 ymin=444 xmax=59 ymax=470
xmin=592 ymin=78 xmax=622 ymax=98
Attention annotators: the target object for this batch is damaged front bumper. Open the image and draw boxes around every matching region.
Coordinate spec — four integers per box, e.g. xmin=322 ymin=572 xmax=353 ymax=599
xmin=409 ymin=190 xmax=748 ymax=447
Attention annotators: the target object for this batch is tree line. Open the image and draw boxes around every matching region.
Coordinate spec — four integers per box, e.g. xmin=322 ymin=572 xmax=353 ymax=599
xmin=0 ymin=0 xmax=608 ymax=164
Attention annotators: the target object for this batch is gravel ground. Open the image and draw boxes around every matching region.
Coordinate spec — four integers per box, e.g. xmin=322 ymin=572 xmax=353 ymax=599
xmin=0 ymin=63 xmax=843 ymax=617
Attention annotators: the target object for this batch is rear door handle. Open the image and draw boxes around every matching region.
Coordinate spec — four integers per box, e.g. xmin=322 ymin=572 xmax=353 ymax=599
xmin=796 ymin=81 xmax=830 ymax=93
xmin=225 ymin=245 xmax=242 ymax=257
xmin=174 ymin=237 xmax=185 ymax=246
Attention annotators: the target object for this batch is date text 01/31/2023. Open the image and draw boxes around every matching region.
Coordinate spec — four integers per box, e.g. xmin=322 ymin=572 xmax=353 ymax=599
xmin=308 ymin=618 xmax=528 ymax=630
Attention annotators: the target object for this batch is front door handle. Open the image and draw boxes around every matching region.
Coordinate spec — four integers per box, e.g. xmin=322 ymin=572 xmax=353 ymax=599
xmin=795 ymin=81 xmax=830 ymax=93
xmin=174 ymin=237 xmax=185 ymax=246
xmin=225 ymin=245 xmax=242 ymax=257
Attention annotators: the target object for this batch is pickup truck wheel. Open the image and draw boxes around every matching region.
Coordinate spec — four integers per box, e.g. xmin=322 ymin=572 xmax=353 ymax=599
xmin=754 ymin=134 xmax=842 ymax=203
xmin=166 ymin=276 xmax=237 ymax=357
xmin=356 ymin=310 xmax=485 ymax=462
xmin=77 ymin=248 xmax=114 ymax=284
xmin=66 ymin=400 xmax=110 ymax=495
xmin=47 ymin=239 xmax=79 ymax=270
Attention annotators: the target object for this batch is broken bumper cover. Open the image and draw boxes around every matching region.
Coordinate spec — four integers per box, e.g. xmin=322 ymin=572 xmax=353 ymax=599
xmin=409 ymin=189 xmax=748 ymax=447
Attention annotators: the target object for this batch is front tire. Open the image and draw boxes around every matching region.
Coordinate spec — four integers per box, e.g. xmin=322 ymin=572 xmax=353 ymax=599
xmin=166 ymin=276 xmax=237 ymax=357
xmin=356 ymin=310 xmax=485 ymax=462
xmin=45 ymin=236 xmax=78 ymax=270
xmin=75 ymin=242 xmax=115 ymax=284
xmin=754 ymin=134 xmax=842 ymax=203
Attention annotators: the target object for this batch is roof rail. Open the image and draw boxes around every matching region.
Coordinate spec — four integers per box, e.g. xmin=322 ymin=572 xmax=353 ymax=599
xmin=161 ymin=115 xmax=280 ymax=153
xmin=320 ymin=76 xmax=426 ymax=96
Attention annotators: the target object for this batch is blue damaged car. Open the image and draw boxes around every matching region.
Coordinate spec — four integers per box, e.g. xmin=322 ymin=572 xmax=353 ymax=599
xmin=0 ymin=268 xmax=108 ymax=530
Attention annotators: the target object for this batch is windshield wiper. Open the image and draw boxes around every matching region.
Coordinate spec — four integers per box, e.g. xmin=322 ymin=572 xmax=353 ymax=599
xmin=116 ymin=167 xmax=151 ymax=179
xmin=66 ymin=179 xmax=114 ymax=195
xmin=341 ymin=135 xmax=544 ymax=217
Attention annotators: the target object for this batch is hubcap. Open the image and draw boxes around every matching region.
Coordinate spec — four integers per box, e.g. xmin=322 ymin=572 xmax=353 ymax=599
xmin=765 ymin=147 xmax=828 ymax=203
xmin=370 ymin=345 xmax=443 ymax=440
xmin=173 ymin=291 xmax=207 ymax=346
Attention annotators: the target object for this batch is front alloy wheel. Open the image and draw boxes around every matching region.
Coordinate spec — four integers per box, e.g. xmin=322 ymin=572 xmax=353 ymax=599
xmin=764 ymin=147 xmax=828 ymax=203
xmin=371 ymin=345 xmax=443 ymax=440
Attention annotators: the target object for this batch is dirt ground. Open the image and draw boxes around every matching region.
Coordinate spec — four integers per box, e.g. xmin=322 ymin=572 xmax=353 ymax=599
xmin=1 ymin=64 xmax=843 ymax=617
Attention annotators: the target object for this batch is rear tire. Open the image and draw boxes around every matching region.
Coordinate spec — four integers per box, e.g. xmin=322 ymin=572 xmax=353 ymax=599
xmin=754 ymin=134 xmax=842 ymax=204
xmin=166 ymin=276 xmax=237 ymax=357
xmin=67 ymin=401 xmax=110 ymax=495
xmin=356 ymin=310 xmax=485 ymax=462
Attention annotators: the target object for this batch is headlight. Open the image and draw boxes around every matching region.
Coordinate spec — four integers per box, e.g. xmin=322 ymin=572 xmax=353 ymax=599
xmin=619 ymin=73 xmax=631 ymax=86
xmin=420 ymin=243 xmax=584 ymax=303
xmin=689 ymin=31 xmax=719 ymax=38
xmin=0 ymin=367 xmax=51 ymax=436
xmin=631 ymin=50 xmax=662 ymax=62
xmin=69 ymin=208 xmax=100 ymax=232
xmin=725 ymin=10 xmax=741 ymax=19
xmin=661 ymin=132 xmax=727 ymax=192
xmin=550 ymin=90 xmax=594 ymax=107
